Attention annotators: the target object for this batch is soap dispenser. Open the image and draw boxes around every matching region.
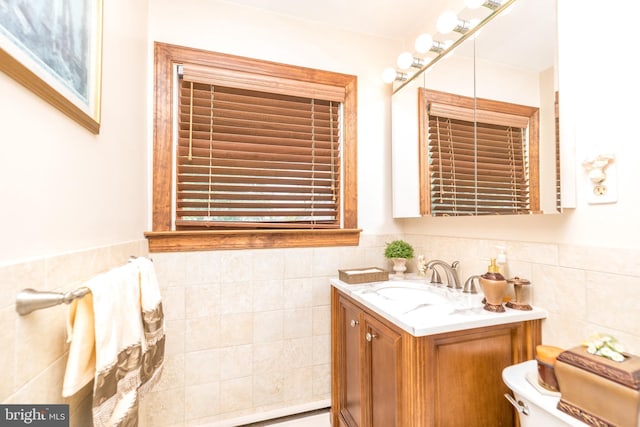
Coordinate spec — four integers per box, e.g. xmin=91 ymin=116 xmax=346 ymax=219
xmin=479 ymin=258 xmax=508 ymax=312
xmin=495 ymin=246 xmax=508 ymax=277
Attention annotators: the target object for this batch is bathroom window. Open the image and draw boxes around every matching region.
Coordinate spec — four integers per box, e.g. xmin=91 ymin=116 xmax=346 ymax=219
xmin=146 ymin=43 xmax=360 ymax=252
xmin=418 ymin=88 xmax=540 ymax=216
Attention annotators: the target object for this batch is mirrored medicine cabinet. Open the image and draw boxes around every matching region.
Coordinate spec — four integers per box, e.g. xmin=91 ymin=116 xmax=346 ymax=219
xmin=391 ymin=0 xmax=569 ymax=218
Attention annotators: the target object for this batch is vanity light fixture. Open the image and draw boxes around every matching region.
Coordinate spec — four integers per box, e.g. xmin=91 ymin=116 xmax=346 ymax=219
xmin=414 ymin=34 xmax=446 ymax=54
xmin=382 ymin=0 xmax=515 ymax=85
xmin=464 ymin=0 xmax=504 ymax=10
xmin=382 ymin=67 xmax=409 ymax=84
xmin=436 ymin=11 xmax=472 ymax=34
xmin=397 ymin=52 xmax=429 ymax=70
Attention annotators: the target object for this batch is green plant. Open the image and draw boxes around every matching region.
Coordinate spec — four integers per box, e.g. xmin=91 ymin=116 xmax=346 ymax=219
xmin=384 ymin=240 xmax=414 ymax=259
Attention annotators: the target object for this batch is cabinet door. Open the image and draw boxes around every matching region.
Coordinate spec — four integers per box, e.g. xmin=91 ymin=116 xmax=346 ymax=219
xmin=363 ymin=313 xmax=402 ymax=427
xmin=338 ymin=295 xmax=364 ymax=427
xmin=430 ymin=325 xmax=521 ymax=427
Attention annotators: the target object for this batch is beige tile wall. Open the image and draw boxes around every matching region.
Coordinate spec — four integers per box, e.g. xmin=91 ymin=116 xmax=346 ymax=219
xmin=140 ymin=234 xmax=640 ymax=426
xmin=405 ymin=234 xmax=640 ymax=354
xmin=4 ymin=234 xmax=639 ymax=427
xmin=0 ymin=239 xmax=149 ymax=427
xmin=140 ymin=235 xmax=391 ymax=427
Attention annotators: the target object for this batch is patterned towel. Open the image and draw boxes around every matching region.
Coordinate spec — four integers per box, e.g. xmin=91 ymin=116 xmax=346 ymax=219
xmin=62 ymin=257 xmax=165 ymax=427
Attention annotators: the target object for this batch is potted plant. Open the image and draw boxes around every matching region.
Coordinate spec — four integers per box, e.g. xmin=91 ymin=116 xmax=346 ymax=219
xmin=384 ymin=240 xmax=414 ymax=279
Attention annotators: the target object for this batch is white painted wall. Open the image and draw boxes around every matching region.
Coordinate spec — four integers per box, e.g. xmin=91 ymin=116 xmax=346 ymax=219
xmin=0 ymin=0 xmax=149 ymax=264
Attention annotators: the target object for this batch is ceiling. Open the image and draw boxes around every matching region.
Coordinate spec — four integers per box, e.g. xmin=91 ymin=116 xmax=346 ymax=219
xmin=220 ymin=0 xmax=556 ymax=72
xmin=219 ymin=0 xmax=457 ymax=42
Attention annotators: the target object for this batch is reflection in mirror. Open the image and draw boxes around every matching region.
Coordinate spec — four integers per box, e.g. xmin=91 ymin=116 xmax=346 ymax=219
xmin=419 ymin=87 xmax=539 ymax=216
xmin=472 ymin=0 xmax=558 ymax=213
xmin=390 ymin=0 xmax=560 ymax=217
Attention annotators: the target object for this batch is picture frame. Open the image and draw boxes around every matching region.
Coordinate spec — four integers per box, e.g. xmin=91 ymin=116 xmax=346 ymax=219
xmin=0 ymin=0 xmax=103 ymax=134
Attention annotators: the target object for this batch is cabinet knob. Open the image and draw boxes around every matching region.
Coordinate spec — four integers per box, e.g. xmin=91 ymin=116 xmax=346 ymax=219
xmin=350 ymin=319 xmax=359 ymax=327
xmin=365 ymin=332 xmax=377 ymax=342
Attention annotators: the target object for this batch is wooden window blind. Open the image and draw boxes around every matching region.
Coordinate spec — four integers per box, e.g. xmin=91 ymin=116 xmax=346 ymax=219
xmin=419 ymin=88 xmax=539 ymax=216
xmin=147 ymin=43 xmax=359 ymax=252
xmin=175 ymin=71 xmax=342 ymax=230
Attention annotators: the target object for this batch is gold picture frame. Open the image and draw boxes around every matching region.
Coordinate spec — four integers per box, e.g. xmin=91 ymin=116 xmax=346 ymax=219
xmin=0 ymin=0 xmax=103 ymax=134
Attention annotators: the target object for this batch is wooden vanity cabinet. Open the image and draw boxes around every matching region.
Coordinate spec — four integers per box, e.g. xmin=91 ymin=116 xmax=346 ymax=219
xmin=334 ymin=292 xmax=402 ymax=427
xmin=331 ymin=287 xmax=542 ymax=427
xmin=337 ymin=295 xmax=364 ymax=427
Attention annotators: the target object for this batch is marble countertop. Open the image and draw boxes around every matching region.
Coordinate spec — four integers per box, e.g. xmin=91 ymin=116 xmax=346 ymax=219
xmin=331 ymin=276 xmax=547 ymax=337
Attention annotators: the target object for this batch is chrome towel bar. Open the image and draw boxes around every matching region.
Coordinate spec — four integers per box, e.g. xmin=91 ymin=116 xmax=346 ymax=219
xmin=14 ymin=256 xmax=151 ymax=316
xmin=15 ymin=287 xmax=91 ymax=316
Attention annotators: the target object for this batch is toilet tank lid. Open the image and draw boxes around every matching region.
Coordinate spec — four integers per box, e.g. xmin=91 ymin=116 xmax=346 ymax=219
xmin=502 ymin=359 xmax=536 ymax=393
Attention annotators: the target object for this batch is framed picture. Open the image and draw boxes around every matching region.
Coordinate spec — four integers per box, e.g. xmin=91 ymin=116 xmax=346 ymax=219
xmin=0 ymin=0 xmax=103 ymax=134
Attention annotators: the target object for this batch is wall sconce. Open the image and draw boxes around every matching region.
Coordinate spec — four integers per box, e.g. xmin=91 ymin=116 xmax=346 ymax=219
xmin=381 ymin=68 xmax=408 ymax=84
xmin=436 ymin=11 xmax=472 ymax=34
xmin=582 ymin=153 xmax=617 ymax=204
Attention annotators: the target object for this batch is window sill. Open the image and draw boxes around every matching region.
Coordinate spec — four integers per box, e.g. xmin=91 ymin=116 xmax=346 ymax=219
xmin=144 ymin=228 xmax=362 ymax=252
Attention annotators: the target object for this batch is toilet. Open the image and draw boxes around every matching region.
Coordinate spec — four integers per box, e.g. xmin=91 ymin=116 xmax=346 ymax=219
xmin=502 ymin=360 xmax=587 ymax=427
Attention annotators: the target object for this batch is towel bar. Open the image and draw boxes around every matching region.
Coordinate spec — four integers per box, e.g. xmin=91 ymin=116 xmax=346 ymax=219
xmin=15 ymin=256 xmax=152 ymax=316
xmin=15 ymin=287 xmax=91 ymax=316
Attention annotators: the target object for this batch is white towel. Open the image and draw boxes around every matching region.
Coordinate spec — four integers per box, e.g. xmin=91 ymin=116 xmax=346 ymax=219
xmin=62 ymin=292 xmax=96 ymax=397
xmin=62 ymin=257 xmax=165 ymax=427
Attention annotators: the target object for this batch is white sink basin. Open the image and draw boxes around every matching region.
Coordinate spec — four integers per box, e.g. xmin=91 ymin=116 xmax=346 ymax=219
xmin=352 ymin=281 xmax=462 ymax=315
xmin=375 ymin=286 xmax=449 ymax=305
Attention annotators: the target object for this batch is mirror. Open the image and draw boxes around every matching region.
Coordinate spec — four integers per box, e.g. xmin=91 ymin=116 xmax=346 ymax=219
xmin=391 ymin=0 xmax=560 ymax=217
xmin=473 ymin=0 xmax=558 ymax=214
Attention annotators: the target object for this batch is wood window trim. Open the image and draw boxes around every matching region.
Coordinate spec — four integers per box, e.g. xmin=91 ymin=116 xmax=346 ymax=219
xmin=146 ymin=42 xmax=360 ymax=252
xmin=418 ymin=88 xmax=540 ymax=216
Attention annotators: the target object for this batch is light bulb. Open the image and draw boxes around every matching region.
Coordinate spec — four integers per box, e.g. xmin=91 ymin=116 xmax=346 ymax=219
xmin=397 ymin=52 xmax=414 ymax=70
xmin=464 ymin=0 xmax=485 ymax=9
xmin=437 ymin=11 xmax=459 ymax=34
xmin=382 ymin=67 xmax=398 ymax=83
xmin=414 ymin=33 xmax=433 ymax=54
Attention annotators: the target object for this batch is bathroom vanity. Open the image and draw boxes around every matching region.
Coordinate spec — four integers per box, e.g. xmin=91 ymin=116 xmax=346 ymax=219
xmin=330 ymin=278 xmax=547 ymax=427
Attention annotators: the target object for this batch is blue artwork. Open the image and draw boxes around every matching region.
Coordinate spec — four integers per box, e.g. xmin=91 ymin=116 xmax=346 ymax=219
xmin=0 ymin=0 xmax=95 ymax=103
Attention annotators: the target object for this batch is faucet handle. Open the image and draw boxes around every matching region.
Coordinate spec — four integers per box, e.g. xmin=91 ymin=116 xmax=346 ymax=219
xmin=430 ymin=268 xmax=442 ymax=285
xmin=450 ymin=260 xmax=462 ymax=289
xmin=463 ymin=275 xmax=481 ymax=294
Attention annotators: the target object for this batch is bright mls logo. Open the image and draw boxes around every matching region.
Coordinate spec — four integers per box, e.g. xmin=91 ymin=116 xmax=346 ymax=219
xmin=1 ymin=405 xmax=69 ymax=426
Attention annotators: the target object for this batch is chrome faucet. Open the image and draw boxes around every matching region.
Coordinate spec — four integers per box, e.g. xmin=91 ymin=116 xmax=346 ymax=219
xmin=425 ymin=260 xmax=462 ymax=289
